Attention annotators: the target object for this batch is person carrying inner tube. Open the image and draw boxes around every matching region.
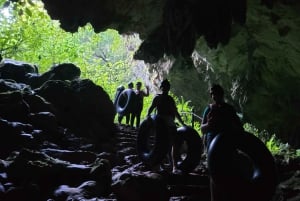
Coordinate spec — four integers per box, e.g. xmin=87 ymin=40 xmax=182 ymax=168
xmin=146 ymin=79 xmax=186 ymax=173
xmin=201 ymin=84 xmax=243 ymax=152
xmin=118 ymin=82 xmax=135 ymax=126
xmin=113 ymin=85 xmax=125 ymax=106
xmin=201 ymin=84 xmax=244 ymax=201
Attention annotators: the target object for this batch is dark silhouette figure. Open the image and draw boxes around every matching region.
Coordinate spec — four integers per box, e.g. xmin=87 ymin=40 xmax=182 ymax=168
xmin=118 ymin=82 xmax=135 ymax=126
xmin=201 ymin=84 xmax=243 ymax=151
xmin=201 ymin=84 xmax=244 ymax=201
xmin=132 ymin=81 xmax=149 ymax=128
xmin=147 ymin=79 xmax=185 ymax=173
xmin=114 ymin=85 xmax=125 ymax=106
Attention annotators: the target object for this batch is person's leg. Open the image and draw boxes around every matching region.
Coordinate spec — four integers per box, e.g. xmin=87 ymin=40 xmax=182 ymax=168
xmin=169 ymin=126 xmax=180 ymax=173
xmin=210 ymin=176 xmax=229 ymax=201
xmin=172 ymin=142 xmax=182 ymax=172
xmin=136 ymin=111 xmax=141 ymax=128
xmin=206 ymin=132 xmax=216 ymax=152
xmin=125 ymin=113 xmax=130 ymax=125
xmin=118 ymin=114 xmax=123 ymax=124
xmin=130 ymin=113 xmax=135 ymax=128
xmin=202 ymin=133 xmax=208 ymax=157
xmin=210 ymin=177 xmax=218 ymax=201
xmin=171 ymin=147 xmax=178 ymax=172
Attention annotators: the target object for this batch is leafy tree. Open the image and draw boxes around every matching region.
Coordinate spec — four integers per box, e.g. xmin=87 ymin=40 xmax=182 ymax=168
xmin=0 ymin=0 xmax=142 ymax=100
xmin=0 ymin=0 xmax=79 ymax=69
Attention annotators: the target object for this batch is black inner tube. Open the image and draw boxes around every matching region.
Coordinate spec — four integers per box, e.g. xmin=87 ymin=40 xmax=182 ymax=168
xmin=176 ymin=126 xmax=203 ymax=173
xmin=207 ymin=131 xmax=278 ymax=201
xmin=116 ymin=89 xmax=136 ymax=115
xmin=137 ymin=116 xmax=203 ymax=174
xmin=136 ymin=115 xmax=170 ymax=167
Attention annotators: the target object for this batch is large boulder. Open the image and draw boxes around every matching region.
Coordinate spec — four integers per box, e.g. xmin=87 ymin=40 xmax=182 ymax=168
xmin=35 ymin=79 xmax=116 ymax=146
xmin=26 ymin=63 xmax=81 ymax=89
xmin=0 ymin=59 xmax=38 ymax=83
xmin=0 ymin=91 xmax=30 ymax=123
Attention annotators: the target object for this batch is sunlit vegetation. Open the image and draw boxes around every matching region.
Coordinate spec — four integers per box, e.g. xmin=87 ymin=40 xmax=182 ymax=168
xmin=174 ymin=95 xmax=202 ymax=134
xmin=0 ymin=0 xmax=143 ymax=98
xmin=244 ymin=123 xmax=300 ymax=159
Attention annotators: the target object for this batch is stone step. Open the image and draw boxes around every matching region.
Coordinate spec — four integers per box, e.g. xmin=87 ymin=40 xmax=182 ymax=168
xmin=168 ymin=184 xmax=210 ymax=198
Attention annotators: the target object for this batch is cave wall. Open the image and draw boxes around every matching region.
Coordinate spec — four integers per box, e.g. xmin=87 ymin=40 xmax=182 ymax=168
xmin=241 ymin=0 xmax=300 ymax=147
xmin=170 ymin=0 xmax=300 ymax=147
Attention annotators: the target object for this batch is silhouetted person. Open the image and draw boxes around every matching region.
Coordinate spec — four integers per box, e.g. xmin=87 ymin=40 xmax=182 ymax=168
xmin=201 ymin=84 xmax=244 ymax=201
xmin=114 ymin=85 xmax=125 ymax=123
xmin=118 ymin=82 xmax=134 ymax=126
xmin=132 ymin=81 xmax=149 ymax=128
xmin=114 ymin=85 xmax=125 ymax=106
xmin=147 ymin=79 xmax=186 ymax=173
xmin=201 ymin=84 xmax=243 ymax=151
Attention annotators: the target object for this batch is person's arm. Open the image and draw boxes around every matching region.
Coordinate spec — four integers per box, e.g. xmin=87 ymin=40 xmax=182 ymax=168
xmin=144 ymin=85 xmax=150 ymax=97
xmin=200 ymin=106 xmax=210 ymax=134
xmin=228 ymin=104 xmax=244 ymax=133
xmin=175 ymin=110 xmax=185 ymax=126
xmin=171 ymin=97 xmax=185 ymax=126
xmin=147 ymin=96 xmax=157 ymax=117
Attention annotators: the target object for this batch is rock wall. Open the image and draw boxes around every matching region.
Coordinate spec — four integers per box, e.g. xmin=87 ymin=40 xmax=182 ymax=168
xmin=170 ymin=0 xmax=300 ymax=148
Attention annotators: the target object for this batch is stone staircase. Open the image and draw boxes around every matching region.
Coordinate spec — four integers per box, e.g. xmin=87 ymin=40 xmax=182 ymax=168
xmin=115 ymin=124 xmax=211 ymax=201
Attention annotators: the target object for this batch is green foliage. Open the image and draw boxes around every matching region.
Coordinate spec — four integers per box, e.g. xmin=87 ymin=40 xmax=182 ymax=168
xmin=173 ymin=94 xmax=202 ymax=135
xmin=244 ymin=123 xmax=299 ymax=160
xmin=0 ymin=0 xmax=79 ymax=69
xmin=297 ymin=149 xmax=300 ymax=157
xmin=243 ymin=123 xmax=270 ymax=143
xmin=0 ymin=0 xmax=152 ymax=125
xmin=174 ymin=95 xmax=193 ymax=124
xmin=266 ymin=134 xmax=280 ymax=154
xmin=0 ymin=0 xmax=141 ymax=102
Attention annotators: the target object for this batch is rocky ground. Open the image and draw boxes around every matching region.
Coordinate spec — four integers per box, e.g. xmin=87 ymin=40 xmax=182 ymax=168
xmin=109 ymin=125 xmax=300 ymax=201
xmin=0 ymin=122 xmax=300 ymax=201
xmin=112 ymin=124 xmax=211 ymax=201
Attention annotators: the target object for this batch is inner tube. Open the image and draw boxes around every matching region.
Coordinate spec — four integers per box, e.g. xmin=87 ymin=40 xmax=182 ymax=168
xmin=136 ymin=115 xmax=170 ymax=167
xmin=113 ymin=85 xmax=125 ymax=106
xmin=207 ymin=131 xmax=277 ymax=201
xmin=115 ymin=89 xmax=136 ymax=115
xmin=176 ymin=126 xmax=203 ymax=173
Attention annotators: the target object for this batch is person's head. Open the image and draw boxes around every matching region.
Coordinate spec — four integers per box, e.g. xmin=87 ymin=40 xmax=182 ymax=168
xmin=128 ymin=82 xmax=133 ymax=89
xmin=136 ymin=81 xmax=142 ymax=90
xmin=160 ymin=79 xmax=170 ymax=93
xmin=117 ymin=85 xmax=125 ymax=91
xmin=210 ymin=84 xmax=224 ymax=103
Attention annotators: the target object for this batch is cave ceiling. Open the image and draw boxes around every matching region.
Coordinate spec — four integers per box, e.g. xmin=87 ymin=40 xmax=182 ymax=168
xmin=40 ymin=0 xmax=296 ymax=64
